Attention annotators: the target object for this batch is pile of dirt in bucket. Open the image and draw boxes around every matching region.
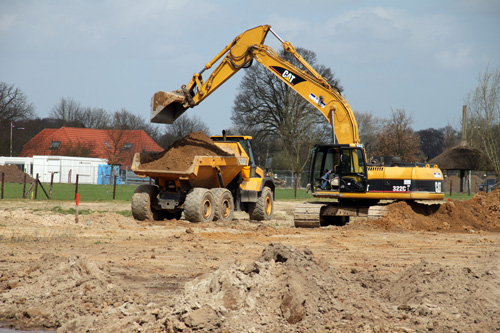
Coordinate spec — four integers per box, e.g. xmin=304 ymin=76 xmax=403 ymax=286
xmin=139 ymin=132 xmax=233 ymax=171
xmin=353 ymin=189 xmax=500 ymax=233
xmin=0 ymin=164 xmax=34 ymax=183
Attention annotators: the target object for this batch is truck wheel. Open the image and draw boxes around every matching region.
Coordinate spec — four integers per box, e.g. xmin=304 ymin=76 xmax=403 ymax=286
xmin=248 ymin=186 xmax=273 ymax=221
xmin=212 ymin=188 xmax=234 ymax=222
xmin=184 ymin=188 xmax=215 ymax=223
xmin=131 ymin=185 xmax=164 ymax=221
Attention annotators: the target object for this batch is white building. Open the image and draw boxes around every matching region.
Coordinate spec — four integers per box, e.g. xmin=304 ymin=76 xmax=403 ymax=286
xmin=0 ymin=155 xmax=107 ymax=184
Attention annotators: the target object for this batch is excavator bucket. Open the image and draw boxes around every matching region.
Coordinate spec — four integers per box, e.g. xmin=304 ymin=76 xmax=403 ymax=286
xmin=150 ymin=90 xmax=189 ymax=124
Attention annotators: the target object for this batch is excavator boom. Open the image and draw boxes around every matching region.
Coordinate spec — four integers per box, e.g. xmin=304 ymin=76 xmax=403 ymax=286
xmin=151 ymin=25 xmax=360 ymax=144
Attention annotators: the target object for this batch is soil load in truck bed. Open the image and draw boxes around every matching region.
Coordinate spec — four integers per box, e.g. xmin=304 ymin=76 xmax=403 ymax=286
xmin=139 ymin=131 xmax=233 ymax=171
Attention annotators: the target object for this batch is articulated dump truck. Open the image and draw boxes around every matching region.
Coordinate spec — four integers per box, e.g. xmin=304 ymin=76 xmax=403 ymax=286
xmin=130 ymin=132 xmax=275 ymax=223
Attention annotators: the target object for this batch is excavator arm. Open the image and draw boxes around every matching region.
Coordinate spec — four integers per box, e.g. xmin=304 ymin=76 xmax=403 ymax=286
xmin=151 ymin=25 xmax=360 ymax=144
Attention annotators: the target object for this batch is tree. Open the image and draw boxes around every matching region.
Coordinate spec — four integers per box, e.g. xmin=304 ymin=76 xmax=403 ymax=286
xmin=80 ymin=107 xmax=111 ymax=129
xmin=465 ymin=66 xmax=500 ymax=174
xmin=111 ymin=108 xmax=161 ymax=143
xmin=61 ymin=140 xmax=95 ymax=157
xmin=417 ymin=128 xmax=445 ymax=160
xmin=354 ymin=110 xmax=383 ymax=160
xmin=49 ymin=97 xmax=84 ymax=127
xmin=442 ymin=124 xmax=461 ymax=150
xmin=375 ymin=108 xmax=421 ymax=162
xmin=0 ymin=82 xmax=36 ymax=122
xmin=231 ymin=47 xmax=340 ymax=180
xmin=0 ymin=82 xmax=36 ymax=156
xmin=158 ymin=114 xmax=211 ymax=149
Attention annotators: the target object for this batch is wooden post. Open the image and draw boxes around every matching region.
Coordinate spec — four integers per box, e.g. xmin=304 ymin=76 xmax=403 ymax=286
xmin=49 ymin=173 xmax=54 ymax=199
xmin=23 ymin=174 xmax=26 ymax=199
xmin=1 ymin=172 xmax=4 ymax=199
xmin=34 ymin=174 xmax=39 ymax=200
xmin=113 ymin=175 xmax=117 ymax=200
xmin=75 ymin=193 xmax=79 ymax=224
xmin=449 ymin=179 xmax=452 ymax=197
xmin=75 ymin=174 xmax=79 ymax=200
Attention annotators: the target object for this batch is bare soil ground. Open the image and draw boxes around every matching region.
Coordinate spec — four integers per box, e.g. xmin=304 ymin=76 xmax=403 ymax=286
xmin=0 ymin=191 xmax=499 ymax=332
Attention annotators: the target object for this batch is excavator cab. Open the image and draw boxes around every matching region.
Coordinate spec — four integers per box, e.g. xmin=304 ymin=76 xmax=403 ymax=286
xmin=310 ymin=144 xmax=368 ymax=193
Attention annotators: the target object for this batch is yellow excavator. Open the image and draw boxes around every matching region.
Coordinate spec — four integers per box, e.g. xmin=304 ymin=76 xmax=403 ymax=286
xmin=150 ymin=25 xmax=444 ymax=227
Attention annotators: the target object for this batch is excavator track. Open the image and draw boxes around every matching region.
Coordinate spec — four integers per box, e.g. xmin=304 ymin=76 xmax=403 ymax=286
xmin=294 ymin=202 xmax=389 ymax=228
xmin=293 ymin=203 xmax=323 ymax=228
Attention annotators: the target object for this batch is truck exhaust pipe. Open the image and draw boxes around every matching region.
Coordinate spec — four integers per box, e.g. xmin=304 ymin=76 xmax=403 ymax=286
xmin=150 ymin=89 xmax=190 ymax=124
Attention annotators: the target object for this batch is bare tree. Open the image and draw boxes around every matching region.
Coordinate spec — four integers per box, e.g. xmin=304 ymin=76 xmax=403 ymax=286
xmin=80 ymin=107 xmax=111 ymax=129
xmin=375 ymin=108 xmax=421 ymax=162
xmin=0 ymin=82 xmax=36 ymax=121
xmin=111 ymin=108 xmax=162 ymax=143
xmin=466 ymin=66 xmax=500 ymax=174
xmin=49 ymin=97 xmax=84 ymax=126
xmin=354 ymin=110 xmax=383 ymax=159
xmin=231 ymin=47 xmax=338 ymax=177
xmin=158 ymin=114 xmax=211 ymax=148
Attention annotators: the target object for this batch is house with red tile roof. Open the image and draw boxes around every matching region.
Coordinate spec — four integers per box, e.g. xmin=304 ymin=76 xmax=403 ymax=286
xmin=19 ymin=127 xmax=163 ymax=167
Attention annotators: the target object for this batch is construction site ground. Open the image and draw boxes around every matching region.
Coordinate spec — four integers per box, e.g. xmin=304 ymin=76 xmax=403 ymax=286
xmin=0 ymin=192 xmax=499 ymax=332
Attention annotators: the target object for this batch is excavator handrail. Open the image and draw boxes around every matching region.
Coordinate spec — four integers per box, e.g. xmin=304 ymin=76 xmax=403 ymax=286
xmin=151 ymin=25 xmax=360 ymax=144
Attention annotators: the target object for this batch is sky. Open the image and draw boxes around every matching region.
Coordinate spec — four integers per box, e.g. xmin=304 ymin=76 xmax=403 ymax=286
xmin=1 ymin=0 xmax=499 ymax=136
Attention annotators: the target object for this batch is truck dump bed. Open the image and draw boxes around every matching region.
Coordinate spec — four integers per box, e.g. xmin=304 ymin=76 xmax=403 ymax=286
xmin=131 ymin=153 xmax=248 ymax=188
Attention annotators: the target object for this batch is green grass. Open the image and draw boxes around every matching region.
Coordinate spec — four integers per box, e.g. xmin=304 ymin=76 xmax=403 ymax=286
xmin=274 ymin=188 xmax=315 ymax=200
xmin=444 ymin=193 xmax=475 ymax=201
xmin=0 ymin=183 xmax=137 ymax=201
xmin=0 ymin=182 xmax=475 ymax=203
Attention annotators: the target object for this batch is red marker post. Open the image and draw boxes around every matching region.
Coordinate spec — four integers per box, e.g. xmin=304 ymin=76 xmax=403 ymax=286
xmin=75 ymin=193 xmax=79 ymax=223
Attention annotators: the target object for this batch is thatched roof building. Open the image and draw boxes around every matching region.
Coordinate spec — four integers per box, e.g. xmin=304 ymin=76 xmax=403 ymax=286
xmin=430 ymin=145 xmax=493 ymax=171
xmin=430 ymin=145 xmax=494 ymax=193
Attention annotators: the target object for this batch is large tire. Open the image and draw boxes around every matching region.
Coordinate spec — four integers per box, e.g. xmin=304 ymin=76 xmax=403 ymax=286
xmin=212 ymin=188 xmax=234 ymax=222
xmin=184 ymin=188 xmax=215 ymax=223
xmin=131 ymin=185 xmax=164 ymax=221
xmin=248 ymin=186 xmax=273 ymax=221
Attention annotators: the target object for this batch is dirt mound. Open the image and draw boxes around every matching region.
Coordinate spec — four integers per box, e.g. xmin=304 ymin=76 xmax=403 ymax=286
xmin=2 ymin=242 xmax=499 ymax=331
xmin=163 ymin=243 xmax=390 ymax=332
xmin=139 ymin=131 xmax=232 ymax=171
xmin=0 ymin=164 xmax=34 ymax=183
xmin=381 ymin=258 xmax=500 ymax=331
xmin=357 ymin=189 xmax=500 ymax=233
xmin=0 ymin=255 xmax=135 ymax=330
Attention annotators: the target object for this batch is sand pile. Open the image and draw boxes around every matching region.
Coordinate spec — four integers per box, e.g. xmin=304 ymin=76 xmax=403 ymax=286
xmin=0 ymin=254 xmax=137 ymax=330
xmin=139 ymin=132 xmax=232 ymax=171
xmin=3 ymin=243 xmax=499 ymax=331
xmin=0 ymin=164 xmax=34 ymax=183
xmin=163 ymin=243 xmax=391 ymax=332
xmin=355 ymin=189 xmax=500 ymax=233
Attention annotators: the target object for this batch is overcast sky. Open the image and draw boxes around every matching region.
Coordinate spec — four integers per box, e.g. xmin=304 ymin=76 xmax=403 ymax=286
xmin=1 ymin=0 xmax=499 ymax=136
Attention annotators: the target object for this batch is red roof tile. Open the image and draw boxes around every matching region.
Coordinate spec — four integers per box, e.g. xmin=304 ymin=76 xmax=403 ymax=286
xmin=20 ymin=127 xmax=163 ymax=167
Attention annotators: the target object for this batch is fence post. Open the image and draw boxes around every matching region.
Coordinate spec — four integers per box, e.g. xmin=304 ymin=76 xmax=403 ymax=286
xmin=49 ymin=173 xmax=54 ymax=199
xmin=34 ymin=174 xmax=39 ymax=200
xmin=1 ymin=172 xmax=4 ymax=199
xmin=23 ymin=174 xmax=26 ymax=199
xmin=75 ymin=174 xmax=79 ymax=200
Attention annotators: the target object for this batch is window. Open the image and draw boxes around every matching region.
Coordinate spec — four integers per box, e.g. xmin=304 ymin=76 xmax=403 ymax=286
xmin=122 ymin=143 xmax=133 ymax=151
xmin=49 ymin=141 xmax=61 ymax=150
xmin=104 ymin=141 xmax=111 ymax=149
